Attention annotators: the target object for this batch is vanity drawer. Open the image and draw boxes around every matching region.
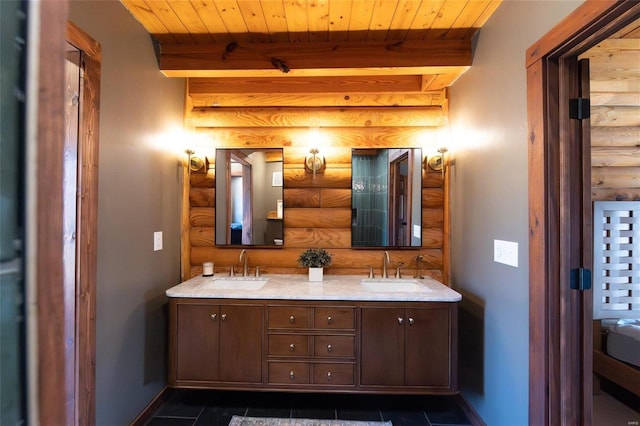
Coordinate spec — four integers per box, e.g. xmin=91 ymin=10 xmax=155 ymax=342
xmin=268 ymin=307 xmax=310 ymax=329
xmin=268 ymin=335 xmax=309 ymax=356
xmin=313 ymin=335 xmax=355 ymax=358
xmin=313 ymin=363 xmax=355 ymax=385
xmin=314 ymin=307 xmax=355 ymax=330
xmin=268 ymin=362 xmax=310 ymax=384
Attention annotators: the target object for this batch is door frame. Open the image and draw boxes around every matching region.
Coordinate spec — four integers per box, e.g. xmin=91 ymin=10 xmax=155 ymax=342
xmin=526 ymin=1 xmax=639 ymax=424
xmin=31 ymin=4 xmax=100 ymax=423
xmin=65 ymin=21 xmax=101 ymax=426
xmin=388 ymin=149 xmax=412 ymax=247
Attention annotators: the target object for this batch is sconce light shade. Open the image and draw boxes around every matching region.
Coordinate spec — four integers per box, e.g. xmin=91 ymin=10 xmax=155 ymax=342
xmin=426 ymin=154 xmax=443 ymax=171
xmin=426 ymin=147 xmax=449 ymax=178
xmin=304 ymin=148 xmax=325 ymax=175
xmin=189 ymin=156 xmax=205 ymax=172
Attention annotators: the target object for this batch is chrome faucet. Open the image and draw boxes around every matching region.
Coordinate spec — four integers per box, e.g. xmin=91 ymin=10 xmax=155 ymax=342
xmin=382 ymin=251 xmax=391 ymax=279
xmin=239 ymin=249 xmax=249 ymax=277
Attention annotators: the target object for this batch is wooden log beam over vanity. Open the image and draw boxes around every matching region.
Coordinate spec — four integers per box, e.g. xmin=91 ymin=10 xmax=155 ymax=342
xmin=158 ymin=40 xmax=472 ymax=78
xmin=189 ymin=106 xmax=446 ymax=128
xmin=193 ymin=127 xmax=442 ymax=148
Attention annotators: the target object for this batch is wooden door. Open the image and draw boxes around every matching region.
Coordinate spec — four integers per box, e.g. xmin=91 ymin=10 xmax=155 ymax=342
xmin=360 ymin=307 xmax=404 ymax=386
xmin=175 ymin=304 xmax=220 ymax=381
xmin=218 ymin=305 xmax=263 ymax=383
xmin=404 ymin=307 xmax=450 ymax=387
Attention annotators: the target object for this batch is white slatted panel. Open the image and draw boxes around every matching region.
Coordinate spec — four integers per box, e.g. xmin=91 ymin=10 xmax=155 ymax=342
xmin=593 ymin=201 xmax=640 ymax=319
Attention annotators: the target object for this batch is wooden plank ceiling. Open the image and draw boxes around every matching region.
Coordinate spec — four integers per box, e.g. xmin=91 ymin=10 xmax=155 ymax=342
xmin=120 ymin=0 xmax=502 ymax=109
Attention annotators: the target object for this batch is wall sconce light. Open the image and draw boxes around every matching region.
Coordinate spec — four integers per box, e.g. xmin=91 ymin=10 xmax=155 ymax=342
xmin=185 ymin=149 xmax=205 ymax=175
xmin=426 ymin=147 xmax=449 ymax=178
xmin=189 ymin=156 xmax=205 ymax=172
xmin=305 ymin=148 xmax=325 ymax=180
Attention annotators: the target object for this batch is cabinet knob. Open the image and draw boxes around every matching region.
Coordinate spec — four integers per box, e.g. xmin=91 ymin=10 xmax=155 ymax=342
xmin=397 ymin=317 xmax=404 ymax=325
xmin=221 ymin=313 xmax=227 ymax=321
xmin=289 ymin=343 xmax=295 ymax=351
xmin=289 ymin=370 xmax=295 ymax=380
xmin=289 ymin=315 xmax=295 ymax=323
xmin=408 ymin=317 xmax=414 ymax=325
xmin=326 ymin=344 xmax=333 ymax=353
xmin=210 ymin=313 xmax=217 ymax=321
xmin=327 ymin=316 xmax=333 ymax=324
xmin=327 ymin=371 xmax=333 ymax=381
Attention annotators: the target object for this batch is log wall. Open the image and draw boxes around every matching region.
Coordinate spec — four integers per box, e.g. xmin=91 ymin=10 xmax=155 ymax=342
xmin=183 ymin=110 xmax=449 ymax=283
xmin=582 ymin=38 xmax=640 ymax=201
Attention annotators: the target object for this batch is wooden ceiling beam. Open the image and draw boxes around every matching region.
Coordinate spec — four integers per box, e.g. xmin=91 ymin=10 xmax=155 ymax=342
xmin=158 ymin=39 xmax=472 ymax=77
xmin=188 ymin=106 xmax=445 ymax=127
xmin=188 ymin=92 xmax=446 ymax=108
xmin=193 ymin=126 xmax=442 ymax=148
xmin=189 ymin=75 xmax=424 ymax=94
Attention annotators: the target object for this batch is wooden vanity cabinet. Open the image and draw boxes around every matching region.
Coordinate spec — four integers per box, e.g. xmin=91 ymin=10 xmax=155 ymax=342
xmin=360 ymin=303 xmax=457 ymax=393
xmin=169 ymin=298 xmax=457 ymax=394
xmin=169 ymin=299 xmax=263 ymax=386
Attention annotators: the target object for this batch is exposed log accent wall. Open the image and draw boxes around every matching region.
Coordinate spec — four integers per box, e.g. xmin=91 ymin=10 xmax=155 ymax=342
xmin=183 ymin=108 xmax=448 ymax=283
xmin=581 ymin=38 xmax=640 ymax=201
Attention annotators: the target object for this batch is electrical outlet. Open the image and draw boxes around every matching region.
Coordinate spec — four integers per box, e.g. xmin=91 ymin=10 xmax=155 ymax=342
xmin=154 ymin=231 xmax=163 ymax=251
xmin=494 ymin=239 xmax=518 ymax=267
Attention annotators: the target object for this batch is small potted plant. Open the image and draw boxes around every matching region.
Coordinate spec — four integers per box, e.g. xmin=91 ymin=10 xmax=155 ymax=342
xmin=298 ymin=248 xmax=332 ymax=282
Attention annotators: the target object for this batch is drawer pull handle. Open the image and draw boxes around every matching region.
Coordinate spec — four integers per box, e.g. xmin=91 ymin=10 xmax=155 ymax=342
xmin=289 ymin=315 xmax=295 ymax=323
xmin=327 ymin=344 xmax=333 ymax=353
xmin=210 ymin=313 xmax=217 ymax=321
xmin=289 ymin=343 xmax=295 ymax=351
xmin=408 ymin=317 xmax=414 ymax=325
xmin=221 ymin=313 xmax=227 ymax=321
xmin=397 ymin=317 xmax=404 ymax=325
xmin=289 ymin=370 xmax=295 ymax=380
xmin=327 ymin=316 xmax=333 ymax=324
xmin=327 ymin=371 xmax=332 ymax=381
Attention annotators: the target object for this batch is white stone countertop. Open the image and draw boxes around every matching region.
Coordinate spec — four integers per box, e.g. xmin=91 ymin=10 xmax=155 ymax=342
xmin=166 ymin=274 xmax=462 ymax=302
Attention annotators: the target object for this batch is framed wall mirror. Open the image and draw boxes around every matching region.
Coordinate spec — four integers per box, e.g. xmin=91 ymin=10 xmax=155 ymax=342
xmin=351 ymin=148 xmax=422 ymax=248
xmin=215 ymin=148 xmax=284 ymax=246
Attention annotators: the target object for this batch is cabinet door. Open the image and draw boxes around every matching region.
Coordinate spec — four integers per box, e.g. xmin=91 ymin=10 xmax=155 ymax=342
xmin=219 ymin=305 xmax=263 ymax=383
xmin=360 ymin=307 xmax=404 ymax=386
xmin=176 ymin=304 xmax=219 ymax=381
xmin=405 ymin=307 xmax=450 ymax=387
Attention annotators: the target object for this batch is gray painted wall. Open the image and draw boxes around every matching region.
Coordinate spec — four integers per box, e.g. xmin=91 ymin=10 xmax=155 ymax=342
xmin=68 ymin=1 xmax=185 ymax=424
xmin=449 ymin=1 xmax=583 ymax=424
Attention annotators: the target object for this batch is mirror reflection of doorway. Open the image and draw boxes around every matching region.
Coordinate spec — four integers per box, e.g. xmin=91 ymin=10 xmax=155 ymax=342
xmin=351 ymin=148 xmax=421 ymax=248
xmin=389 ymin=151 xmax=411 ymax=247
xmin=215 ymin=149 xmax=284 ymax=247
xmin=226 ymin=151 xmax=253 ymax=245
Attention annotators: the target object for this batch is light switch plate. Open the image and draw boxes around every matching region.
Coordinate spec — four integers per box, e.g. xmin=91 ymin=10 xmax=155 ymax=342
xmin=494 ymin=239 xmax=518 ymax=267
xmin=154 ymin=231 xmax=163 ymax=251
xmin=413 ymin=225 xmax=421 ymax=239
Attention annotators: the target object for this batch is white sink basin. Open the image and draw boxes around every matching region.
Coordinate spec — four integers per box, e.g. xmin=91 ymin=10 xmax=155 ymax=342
xmin=201 ymin=277 xmax=268 ymax=291
xmin=361 ymin=279 xmax=431 ymax=293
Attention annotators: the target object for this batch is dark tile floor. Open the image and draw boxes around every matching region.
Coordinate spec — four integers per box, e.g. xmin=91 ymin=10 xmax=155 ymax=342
xmin=145 ymin=389 xmax=472 ymax=426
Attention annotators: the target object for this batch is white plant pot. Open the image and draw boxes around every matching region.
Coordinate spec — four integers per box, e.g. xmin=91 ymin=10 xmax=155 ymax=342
xmin=308 ymin=267 xmax=323 ymax=282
